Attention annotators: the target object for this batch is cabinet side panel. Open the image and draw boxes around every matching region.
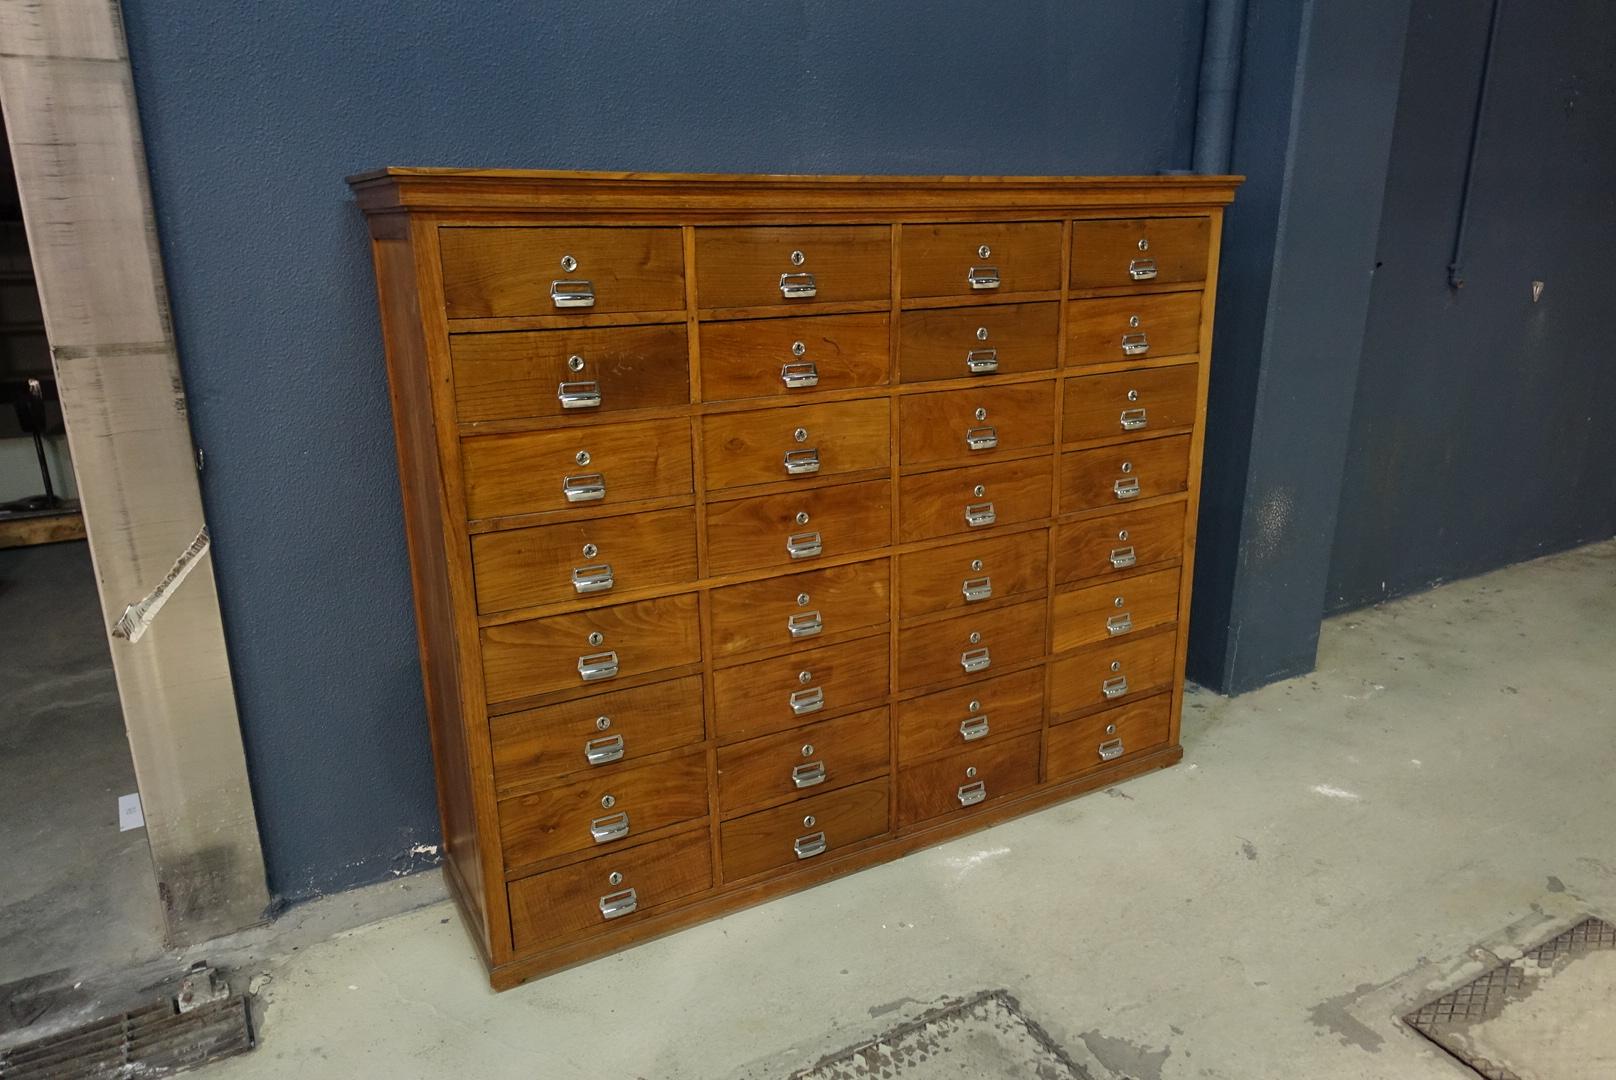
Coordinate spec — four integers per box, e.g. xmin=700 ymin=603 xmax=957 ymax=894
xmin=368 ymin=219 xmax=489 ymax=950
xmin=1169 ymin=206 xmax=1225 ymax=749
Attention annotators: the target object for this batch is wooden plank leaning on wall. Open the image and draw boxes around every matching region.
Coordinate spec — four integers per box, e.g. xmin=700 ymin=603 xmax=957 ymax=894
xmin=0 ymin=0 xmax=269 ymax=940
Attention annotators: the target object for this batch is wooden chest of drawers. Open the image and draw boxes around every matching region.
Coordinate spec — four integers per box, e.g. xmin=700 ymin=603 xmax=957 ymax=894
xmin=349 ymin=169 xmax=1237 ymax=990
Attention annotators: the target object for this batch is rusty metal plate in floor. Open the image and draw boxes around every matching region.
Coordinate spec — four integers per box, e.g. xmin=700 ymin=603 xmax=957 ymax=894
xmin=0 ymin=994 xmax=251 ymax=1079
xmin=790 ymin=988 xmax=1089 ymax=1079
xmin=1404 ymin=916 xmax=1616 ymax=1079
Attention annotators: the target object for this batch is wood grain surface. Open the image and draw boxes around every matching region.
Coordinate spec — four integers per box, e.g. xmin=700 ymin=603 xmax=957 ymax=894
xmin=351 ymin=169 xmax=1237 ymax=987
xmin=441 ymin=226 xmax=686 ymax=318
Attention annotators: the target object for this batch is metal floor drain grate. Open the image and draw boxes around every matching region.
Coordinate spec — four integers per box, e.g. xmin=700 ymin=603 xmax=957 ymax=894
xmin=1404 ymin=916 xmax=1616 ymax=1079
xmin=791 ymin=988 xmax=1088 ymax=1079
xmin=0 ymin=994 xmax=252 ymax=1079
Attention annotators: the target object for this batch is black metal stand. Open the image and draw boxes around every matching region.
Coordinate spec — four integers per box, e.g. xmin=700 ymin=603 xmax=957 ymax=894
xmin=0 ymin=376 xmax=77 ymax=518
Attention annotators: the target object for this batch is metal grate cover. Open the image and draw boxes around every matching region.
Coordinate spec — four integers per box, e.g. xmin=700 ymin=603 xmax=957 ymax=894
xmin=791 ymin=988 xmax=1089 ymax=1079
xmin=1404 ymin=916 xmax=1616 ymax=1080
xmin=0 ymin=995 xmax=251 ymax=1079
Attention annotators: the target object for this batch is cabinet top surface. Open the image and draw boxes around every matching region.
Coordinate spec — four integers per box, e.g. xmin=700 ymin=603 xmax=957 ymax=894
xmin=346 ymin=168 xmax=1241 ymax=215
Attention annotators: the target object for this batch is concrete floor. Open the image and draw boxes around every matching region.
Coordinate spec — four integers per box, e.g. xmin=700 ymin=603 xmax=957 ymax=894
xmin=16 ymin=539 xmax=1614 ymax=1077
xmin=183 ymin=537 xmax=1615 ymax=1079
xmin=0 ymin=541 xmax=446 ymax=1047
xmin=0 ymin=542 xmax=167 ymax=1002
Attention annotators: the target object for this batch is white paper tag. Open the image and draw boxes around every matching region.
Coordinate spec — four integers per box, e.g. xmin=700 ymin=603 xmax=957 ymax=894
xmin=118 ymin=792 xmax=145 ymax=831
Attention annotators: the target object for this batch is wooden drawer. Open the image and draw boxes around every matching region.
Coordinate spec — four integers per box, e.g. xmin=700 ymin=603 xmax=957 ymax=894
xmin=1069 ymin=217 xmax=1210 ymax=290
xmin=898 ymin=302 xmax=1059 ymax=383
xmin=481 ymin=593 xmax=701 ymax=705
xmin=1063 ymin=364 xmax=1198 ymax=445
xmin=699 ymin=313 xmax=889 ymax=401
xmin=710 ymin=558 xmax=890 ymax=659
xmin=717 ymin=705 xmax=889 ymax=816
xmin=1053 ymin=502 xmax=1185 ymax=586
xmin=440 ymin=226 xmax=685 ymax=319
xmin=1052 ymin=568 xmax=1180 ymax=653
xmin=462 ymin=417 xmax=692 ymax=521
xmin=712 ymin=632 xmax=890 ymax=744
xmin=1059 ymin=434 xmax=1191 ymax=514
xmin=509 ymin=828 xmax=712 ymax=955
xmin=1049 ymin=631 xmax=1177 ymax=718
xmin=701 ymin=398 xmax=890 ymax=492
xmin=711 ymin=633 xmax=885 ymax=743
xmin=900 ymin=222 xmax=1062 ymax=298
xmin=706 ymin=479 xmax=891 ymax=576
xmin=449 ymin=324 xmax=689 ymax=423
xmin=470 ymin=507 xmax=697 ymax=615
xmin=897 ymin=598 xmax=1046 ymax=691
xmin=720 ymin=778 xmax=890 ymax=881
xmin=1066 ymin=291 xmax=1201 ymax=366
xmin=498 ymin=751 xmax=708 ymax=870
xmin=898 ymin=457 xmax=1051 ymax=543
xmin=899 ymin=381 xmax=1055 ymax=467
xmin=1047 ymin=694 xmax=1173 ymax=782
xmin=897 ymin=531 xmax=1047 ymax=620
xmin=491 ymin=676 xmax=705 ymax=796
xmin=897 ymin=731 xmax=1040 ymax=827
xmin=695 ymin=226 xmax=890 ymax=310
xmin=896 ymin=667 xmax=1043 ymax=763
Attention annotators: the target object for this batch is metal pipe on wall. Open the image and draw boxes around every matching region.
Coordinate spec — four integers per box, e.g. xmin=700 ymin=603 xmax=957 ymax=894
xmin=1193 ymin=0 xmax=1250 ymax=174
xmin=1448 ymin=0 xmax=1504 ymax=289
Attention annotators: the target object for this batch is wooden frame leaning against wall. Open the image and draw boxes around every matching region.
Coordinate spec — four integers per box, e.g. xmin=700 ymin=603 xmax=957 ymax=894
xmin=0 ymin=0 xmax=268 ymax=941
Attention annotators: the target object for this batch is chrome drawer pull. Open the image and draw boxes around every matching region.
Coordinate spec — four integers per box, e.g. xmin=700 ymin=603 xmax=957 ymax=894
xmin=585 ymin=733 xmax=625 ymax=765
xmin=577 ymin=650 xmax=620 ymax=682
xmin=550 ymin=279 xmax=596 ymax=308
xmin=590 ymin=810 xmax=630 ymax=844
xmin=965 ymin=426 xmax=998 ymax=451
xmin=1109 ymin=546 xmax=1137 ymax=570
xmin=1120 ymin=407 xmax=1149 ymax=431
xmin=1098 ymin=737 xmax=1126 ymax=762
xmin=1113 ymin=477 xmax=1141 ymax=500
xmin=961 ymin=646 xmax=992 ymax=674
xmin=598 ymin=887 xmax=638 ymax=920
xmin=964 ymin=502 xmax=997 ymax=528
xmin=1106 ymin=612 xmax=1133 ymax=636
xmin=794 ymin=831 xmax=827 ymax=860
xmin=792 ymin=761 xmax=827 ymax=789
xmin=788 ymin=610 xmax=823 ymax=639
xmin=789 ymin=686 xmax=824 ymax=716
xmin=957 ymin=780 xmax=987 ymax=807
xmin=786 ymin=530 xmax=823 ymax=560
xmin=1121 ymin=332 xmax=1151 ymax=357
xmin=967 ymin=265 xmax=1001 ymax=290
xmin=781 ymin=361 xmax=820 ymax=388
xmin=571 ymin=563 xmax=615 ymax=595
xmin=779 ymin=272 xmax=818 ymax=299
xmin=960 ymin=715 xmax=990 ymax=742
xmin=1101 ymin=675 xmax=1129 ymax=700
xmin=784 ymin=448 xmax=821 ymax=475
xmin=557 ymin=380 xmax=602 ymax=409
xmin=563 ymin=472 xmax=607 ymax=503
xmin=962 ymin=576 xmax=993 ymax=603
xmin=1128 ymin=257 xmax=1158 ymax=281
xmin=965 ymin=348 xmax=999 ymax=374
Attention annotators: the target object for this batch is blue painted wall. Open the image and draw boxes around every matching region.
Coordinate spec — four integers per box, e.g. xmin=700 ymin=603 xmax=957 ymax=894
xmin=1184 ymin=0 xmax=1308 ymax=691
xmin=120 ymin=1 xmax=1208 ymax=899
xmin=1327 ymin=0 xmax=1616 ymax=609
xmin=1187 ymin=0 xmax=1413 ymax=693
